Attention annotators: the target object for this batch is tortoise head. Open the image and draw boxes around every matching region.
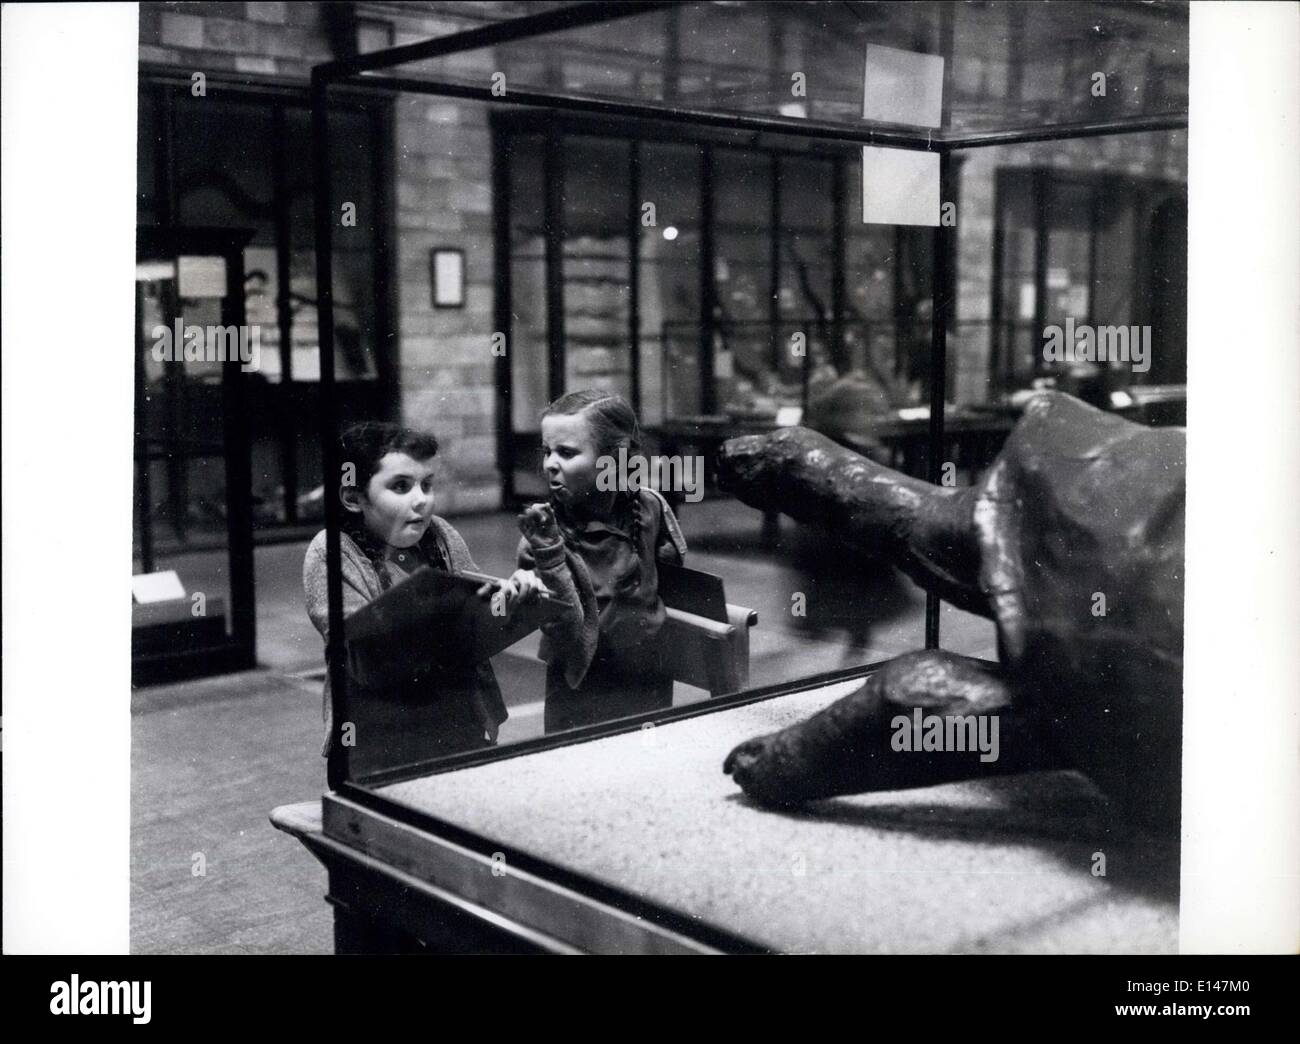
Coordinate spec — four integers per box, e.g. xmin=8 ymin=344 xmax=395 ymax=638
xmin=716 ymin=427 xmax=822 ymax=512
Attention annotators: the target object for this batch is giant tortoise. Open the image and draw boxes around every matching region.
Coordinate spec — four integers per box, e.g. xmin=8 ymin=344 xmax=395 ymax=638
xmin=718 ymin=392 xmax=1185 ymax=834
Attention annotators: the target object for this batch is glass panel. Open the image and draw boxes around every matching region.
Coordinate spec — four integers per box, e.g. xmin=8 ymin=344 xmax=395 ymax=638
xmin=134 ymin=261 xmax=234 ymax=636
xmin=174 ymin=96 xmax=275 ymax=236
xmin=244 ymin=244 xmax=292 ymax=526
xmin=991 ymin=167 xmax=1037 ymax=400
xmin=638 ymin=141 xmax=701 ymax=427
xmin=157 ymin=96 xmax=388 ymax=529
xmin=328 ymin=107 xmax=381 ymax=383
xmin=325 ymin=114 xmax=965 ymax=781
xmin=312 ymin=5 xmax=1192 ymax=855
xmin=284 ymin=104 xmax=388 ymax=527
xmin=311 ymin=0 xmax=1193 ymax=787
xmin=385 ymin=1 xmax=1188 ymax=138
xmin=284 ymin=107 xmax=319 ymax=386
xmin=1142 ymin=187 xmax=1187 ymax=388
xmin=508 ymin=133 xmax=548 ymax=497
xmin=1092 ymin=186 xmax=1137 ymax=329
xmin=136 ymin=88 xmax=159 ymax=227
xmin=841 ymin=160 xmax=910 ymax=420
xmin=981 ymin=135 xmax=1187 ymax=413
xmin=283 ymin=105 xmax=381 ymax=384
xmin=713 ymin=148 xmax=772 ymax=416
xmin=1043 ymin=179 xmax=1093 ymax=329
xmin=940 ymin=131 xmax=1186 ymax=659
xmin=775 ymin=156 xmax=834 ymax=408
xmin=243 ymin=245 xmax=282 ymax=383
xmin=563 ymin=136 xmax=632 ymax=399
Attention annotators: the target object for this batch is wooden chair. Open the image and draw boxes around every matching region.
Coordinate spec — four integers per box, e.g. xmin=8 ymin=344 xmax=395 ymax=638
xmin=656 ymin=563 xmax=758 ymax=697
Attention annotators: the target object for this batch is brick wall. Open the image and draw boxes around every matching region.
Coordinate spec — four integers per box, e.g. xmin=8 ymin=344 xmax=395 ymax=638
xmin=383 ymin=7 xmax=500 ymax=513
xmin=143 ymin=2 xmax=333 ymax=80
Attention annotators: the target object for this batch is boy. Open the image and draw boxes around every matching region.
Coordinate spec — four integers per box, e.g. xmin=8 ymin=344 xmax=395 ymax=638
xmin=304 ymin=422 xmax=573 ymax=771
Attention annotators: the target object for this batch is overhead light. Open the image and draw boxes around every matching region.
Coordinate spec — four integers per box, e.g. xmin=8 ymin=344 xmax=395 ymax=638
xmin=663 ymin=226 xmax=679 ymax=241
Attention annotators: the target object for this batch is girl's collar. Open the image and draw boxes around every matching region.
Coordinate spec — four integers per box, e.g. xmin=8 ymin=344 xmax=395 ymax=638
xmin=553 ymin=488 xmax=636 ymax=535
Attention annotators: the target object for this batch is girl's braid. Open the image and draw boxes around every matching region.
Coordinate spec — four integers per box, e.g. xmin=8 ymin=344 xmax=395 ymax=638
xmin=627 ymin=474 xmax=645 ymax=592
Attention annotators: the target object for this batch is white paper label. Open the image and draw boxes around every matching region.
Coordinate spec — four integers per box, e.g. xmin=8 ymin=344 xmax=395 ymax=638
xmin=863 ymin=44 xmax=944 ymax=128
xmin=132 ymin=570 xmax=187 ymax=603
xmin=861 ymin=146 xmax=940 ymax=227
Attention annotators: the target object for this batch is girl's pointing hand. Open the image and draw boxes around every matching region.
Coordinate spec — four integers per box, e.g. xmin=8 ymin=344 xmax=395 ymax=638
xmin=518 ymin=502 xmax=561 ymax=549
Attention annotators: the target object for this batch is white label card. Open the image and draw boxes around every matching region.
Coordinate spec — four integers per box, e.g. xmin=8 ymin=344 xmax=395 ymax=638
xmin=862 ymin=43 xmax=944 ymax=128
xmin=861 ymin=146 xmax=940 ymax=227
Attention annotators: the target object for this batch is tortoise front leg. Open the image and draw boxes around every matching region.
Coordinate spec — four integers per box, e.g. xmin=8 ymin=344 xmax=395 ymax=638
xmin=723 ymin=650 xmax=1064 ymax=807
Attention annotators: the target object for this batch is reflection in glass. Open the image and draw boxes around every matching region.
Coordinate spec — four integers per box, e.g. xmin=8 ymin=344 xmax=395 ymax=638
xmin=133 ymin=247 xmax=248 ymax=682
xmin=638 ymin=142 xmax=701 ymax=427
xmin=138 ymin=87 xmax=389 ymax=528
xmin=321 ymin=122 xmax=1180 ymax=781
xmin=563 ymin=137 xmax=632 ymax=401
xmin=395 ymin=1 xmax=1186 ymax=136
xmin=508 ymin=133 xmax=548 ymax=497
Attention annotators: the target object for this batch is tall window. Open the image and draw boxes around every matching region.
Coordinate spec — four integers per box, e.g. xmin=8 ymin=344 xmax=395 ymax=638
xmin=638 ymin=141 xmax=702 ymax=427
xmin=137 ymin=80 xmax=393 ymax=529
xmin=564 ymin=136 xmax=633 ymax=400
xmin=496 ymin=116 xmax=939 ymax=496
xmin=991 ymin=168 xmax=1187 ymax=395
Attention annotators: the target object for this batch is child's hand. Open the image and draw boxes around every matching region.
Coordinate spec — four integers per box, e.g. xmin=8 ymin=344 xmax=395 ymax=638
xmin=507 ymin=569 xmax=546 ymax=605
xmin=474 ymin=570 xmax=546 ymax=618
xmin=518 ymin=502 xmax=561 ymax=549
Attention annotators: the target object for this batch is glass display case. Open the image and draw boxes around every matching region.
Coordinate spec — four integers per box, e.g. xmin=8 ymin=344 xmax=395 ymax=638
xmin=277 ymin=0 xmax=1188 ymax=953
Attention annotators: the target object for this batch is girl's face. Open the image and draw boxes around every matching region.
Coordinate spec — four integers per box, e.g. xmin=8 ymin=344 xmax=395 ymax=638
xmin=541 ymin=412 xmax=603 ymax=510
xmin=344 ymin=451 xmax=437 ymax=548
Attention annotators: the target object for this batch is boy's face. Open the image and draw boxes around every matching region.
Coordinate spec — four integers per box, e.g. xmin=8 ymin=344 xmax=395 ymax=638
xmin=541 ymin=413 xmax=601 ymax=508
xmin=344 ymin=451 xmax=438 ymax=549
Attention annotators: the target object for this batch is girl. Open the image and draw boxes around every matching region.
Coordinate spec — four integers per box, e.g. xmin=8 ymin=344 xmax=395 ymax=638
xmin=304 ymin=421 xmax=583 ymax=770
xmin=513 ymin=390 xmax=687 ymax=732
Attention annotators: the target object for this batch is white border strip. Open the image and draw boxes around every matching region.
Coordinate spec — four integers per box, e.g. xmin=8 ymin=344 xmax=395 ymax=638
xmin=1181 ymin=1 xmax=1300 ymax=953
xmin=2 ymin=2 xmax=139 ymax=953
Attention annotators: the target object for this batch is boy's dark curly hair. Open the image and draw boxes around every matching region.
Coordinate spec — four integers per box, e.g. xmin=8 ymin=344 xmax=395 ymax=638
xmin=339 ymin=421 xmax=439 ymax=495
